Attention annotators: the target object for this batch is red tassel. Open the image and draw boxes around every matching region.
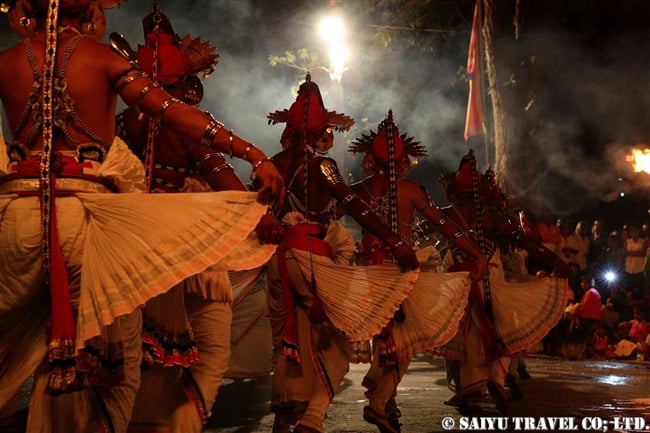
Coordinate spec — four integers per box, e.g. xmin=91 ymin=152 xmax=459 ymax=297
xmin=46 ymin=176 xmax=78 ymax=393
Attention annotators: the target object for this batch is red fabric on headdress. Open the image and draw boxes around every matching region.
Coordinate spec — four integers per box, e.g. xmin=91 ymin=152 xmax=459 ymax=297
xmin=137 ymin=33 xmax=188 ymax=86
xmin=35 ymin=0 xmax=90 ymax=13
xmin=455 ymin=156 xmax=480 ymax=192
xmin=61 ymin=0 xmax=90 ymax=9
xmin=285 ymin=80 xmax=328 ymax=133
xmin=370 ymin=130 xmax=405 ymax=165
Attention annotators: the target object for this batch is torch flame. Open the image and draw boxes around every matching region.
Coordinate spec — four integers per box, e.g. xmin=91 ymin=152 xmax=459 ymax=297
xmin=627 ymin=148 xmax=650 ymax=175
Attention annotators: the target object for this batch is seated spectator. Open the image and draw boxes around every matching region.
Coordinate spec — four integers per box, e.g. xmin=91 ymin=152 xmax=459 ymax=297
xmin=613 ymin=306 xmax=648 ymax=359
xmin=589 ymin=324 xmax=613 ymax=360
xmin=573 ymin=276 xmax=603 ymax=339
xmin=558 ymin=277 xmax=603 ymax=359
xmin=601 ymin=291 xmax=623 ymax=337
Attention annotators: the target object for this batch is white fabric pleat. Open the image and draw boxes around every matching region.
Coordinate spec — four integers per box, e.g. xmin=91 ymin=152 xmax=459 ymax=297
xmin=393 ymin=270 xmax=470 ymax=362
xmin=76 ymin=190 xmax=276 ymax=351
xmin=289 ymin=250 xmax=419 ymax=341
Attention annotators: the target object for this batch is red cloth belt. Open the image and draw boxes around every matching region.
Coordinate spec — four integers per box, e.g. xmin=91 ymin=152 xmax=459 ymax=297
xmin=277 ymin=223 xmax=333 ymax=364
xmin=3 ymin=155 xmax=115 ymax=393
xmin=358 ymin=246 xmax=393 ymax=265
xmin=1 ymin=154 xmax=116 ymax=195
xmin=448 ymin=262 xmax=505 ymax=360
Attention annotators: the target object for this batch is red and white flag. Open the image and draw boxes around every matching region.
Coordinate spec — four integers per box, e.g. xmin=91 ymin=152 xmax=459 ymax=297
xmin=464 ymin=1 xmax=486 ymax=141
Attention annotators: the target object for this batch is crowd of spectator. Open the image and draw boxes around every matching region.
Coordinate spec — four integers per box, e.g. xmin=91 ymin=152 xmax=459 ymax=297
xmin=516 ymin=212 xmax=650 ymax=361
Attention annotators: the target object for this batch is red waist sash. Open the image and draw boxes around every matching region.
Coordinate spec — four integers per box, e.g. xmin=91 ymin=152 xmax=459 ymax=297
xmin=2 ymin=154 xmax=116 ymax=393
xmin=277 ymin=223 xmax=333 ymax=364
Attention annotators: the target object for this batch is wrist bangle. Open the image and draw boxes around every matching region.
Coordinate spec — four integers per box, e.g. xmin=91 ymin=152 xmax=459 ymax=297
xmin=250 ymin=156 xmax=273 ymax=180
xmin=452 ymin=229 xmax=464 ymax=239
xmin=242 ymin=144 xmax=253 ymax=161
xmin=157 ymin=97 xmax=180 ymax=118
xmin=228 ymin=130 xmax=234 ymax=159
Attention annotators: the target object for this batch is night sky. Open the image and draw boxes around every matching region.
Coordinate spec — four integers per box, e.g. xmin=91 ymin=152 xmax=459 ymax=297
xmin=1 ymin=0 xmax=650 ymax=229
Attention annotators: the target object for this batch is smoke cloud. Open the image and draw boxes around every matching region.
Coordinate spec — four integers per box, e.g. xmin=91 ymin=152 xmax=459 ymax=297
xmin=1 ymin=0 xmax=648 ymax=224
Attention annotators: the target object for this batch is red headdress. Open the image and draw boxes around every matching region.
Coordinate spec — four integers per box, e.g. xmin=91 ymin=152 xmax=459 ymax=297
xmin=4 ymin=0 xmax=126 ymax=39
xmin=438 ymin=150 xmax=505 ymax=207
xmin=454 ymin=152 xmax=480 ymax=192
xmin=136 ymin=2 xmax=219 ymax=102
xmin=348 ymin=109 xmax=427 ymax=177
xmin=267 ymin=73 xmax=354 ymax=151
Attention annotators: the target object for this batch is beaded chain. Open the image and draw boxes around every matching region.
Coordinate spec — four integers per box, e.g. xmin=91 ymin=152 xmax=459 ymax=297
xmin=385 ymin=110 xmax=399 ymax=236
xmin=143 ymin=2 xmax=162 ymax=192
xmin=40 ymin=0 xmax=60 ymax=292
xmin=467 ymin=151 xmax=492 ymax=310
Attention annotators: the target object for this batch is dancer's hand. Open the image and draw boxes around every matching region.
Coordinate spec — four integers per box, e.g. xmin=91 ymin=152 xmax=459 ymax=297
xmin=255 ymin=213 xmax=284 ymax=244
xmin=470 ymin=254 xmax=489 ymax=282
xmin=391 ymin=242 xmax=419 ymax=272
xmin=251 ymin=159 xmax=285 ymax=206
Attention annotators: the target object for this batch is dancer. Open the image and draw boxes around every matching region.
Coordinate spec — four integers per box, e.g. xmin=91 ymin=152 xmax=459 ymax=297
xmin=348 ymin=110 xmax=488 ymax=433
xmin=0 ymin=1 xmax=281 ymax=432
xmin=265 ymin=75 xmax=420 ymax=433
xmin=117 ymin=6 xmax=281 ymax=432
xmin=433 ymin=151 xmax=572 ymax=416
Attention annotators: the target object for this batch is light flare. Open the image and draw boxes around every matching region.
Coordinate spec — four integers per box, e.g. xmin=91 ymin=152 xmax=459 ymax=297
xmin=318 ymin=15 xmax=349 ymax=82
xmin=627 ymin=148 xmax=650 ymax=174
xmin=328 ymin=43 xmax=349 ymax=82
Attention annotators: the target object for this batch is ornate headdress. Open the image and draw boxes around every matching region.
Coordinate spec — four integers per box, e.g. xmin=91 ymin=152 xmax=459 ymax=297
xmin=438 ymin=150 xmax=504 ymax=207
xmin=348 ymin=109 xmax=427 ymax=178
xmin=267 ymin=73 xmax=354 ymax=152
xmin=3 ymin=0 xmax=126 ymax=39
xmin=136 ymin=2 xmax=219 ymax=104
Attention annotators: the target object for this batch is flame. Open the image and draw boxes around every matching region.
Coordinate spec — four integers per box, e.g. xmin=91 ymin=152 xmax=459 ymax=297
xmin=627 ymin=148 xmax=650 ymax=174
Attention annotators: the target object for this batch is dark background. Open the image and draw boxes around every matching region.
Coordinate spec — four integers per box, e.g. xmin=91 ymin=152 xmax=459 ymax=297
xmin=2 ymin=0 xmax=650 ymax=231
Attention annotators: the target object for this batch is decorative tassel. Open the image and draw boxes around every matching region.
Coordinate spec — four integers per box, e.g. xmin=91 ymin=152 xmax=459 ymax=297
xmin=377 ymin=322 xmax=398 ymax=367
xmin=46 ymin=175 xmax=79 ymax=394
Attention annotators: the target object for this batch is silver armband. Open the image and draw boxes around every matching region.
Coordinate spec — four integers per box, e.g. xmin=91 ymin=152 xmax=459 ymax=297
xmin=320 ymin=158 xmax=344 ymax=184
xmin=200 ymin=120 xmax=224 ymax=148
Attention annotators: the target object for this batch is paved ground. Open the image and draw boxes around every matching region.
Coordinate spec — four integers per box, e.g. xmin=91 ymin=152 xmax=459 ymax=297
xmin=206 ymin=354 xmax=650 ymax=433
xmin=7 ymin=354 xmax=650 ymax=432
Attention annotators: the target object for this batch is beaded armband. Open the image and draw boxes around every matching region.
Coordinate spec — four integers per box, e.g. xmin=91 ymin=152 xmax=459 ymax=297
xmin=228 ymin=130 xmax=234 ymax=158
xmin=158 ymin=97 xmax=180 ymax=117
xmin=114 ymin=71 xmax=148 ymax=93
xmin=242 ymin=144 xmax=253 ymax=161
xmin=200 ymin=120 xmax=224 ymax=148
xmin=320 ymin=158 xmax=344 ymax=184
xmin=451 ymin=229 xmax=465 ymax=240
xmin=511 ymin=227 xmax=525 ymax=241
xmin=206 ymin=162 xmax=234 ymax=183
xmin=341 ymin=193 xmax=358 ymax=205
xmin=250 ymin=157 xmax=273 ymax=180
xmin=195 ymin=152 xmax=225 ymax=173
xmin=436 ymin=214 xmax=449 ymax=226
xmin=134 ymin=82 xmax=162 ymax=112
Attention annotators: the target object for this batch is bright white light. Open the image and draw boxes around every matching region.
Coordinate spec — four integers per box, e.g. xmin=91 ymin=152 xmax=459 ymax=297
xmin=605 ymin=271 xmax=617 ymax=282
xmin=318 ymin=15 xmax=349 ymax=82
xmin=620 ymin=192 xmax=625 ymax=197
xmin=319 ymin=16 xmax=345 ymax=43
xmin=328 ymin=43 xmax=349 ymax=82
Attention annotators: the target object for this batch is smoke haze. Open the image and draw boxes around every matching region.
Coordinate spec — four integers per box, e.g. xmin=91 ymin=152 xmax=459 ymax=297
xmin=1 ymin=0 xmax=649 ymax=224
